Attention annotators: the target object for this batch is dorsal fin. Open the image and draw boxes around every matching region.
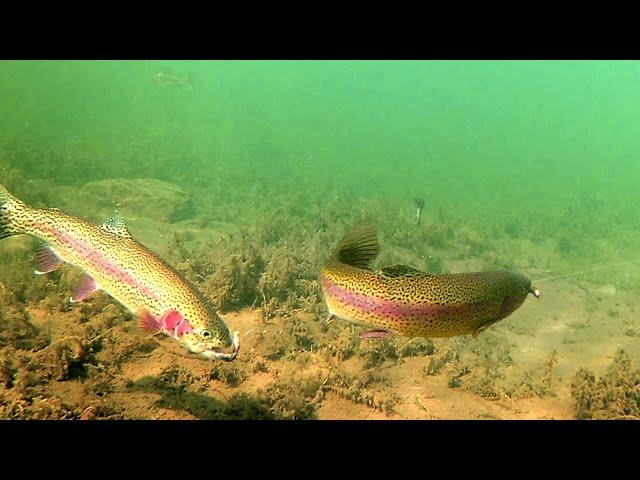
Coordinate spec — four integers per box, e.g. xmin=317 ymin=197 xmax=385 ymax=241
xmin=101 ymin=211 xmax=132 ymax=239
xmin=332 ymin=223 xmax=379 ymax=269
xmin=378 ymin=264 xmax=423 ymax=279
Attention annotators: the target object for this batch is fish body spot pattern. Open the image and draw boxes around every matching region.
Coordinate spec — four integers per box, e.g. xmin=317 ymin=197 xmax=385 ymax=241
xmin=321 ymin=224 xmax=537 ymax=338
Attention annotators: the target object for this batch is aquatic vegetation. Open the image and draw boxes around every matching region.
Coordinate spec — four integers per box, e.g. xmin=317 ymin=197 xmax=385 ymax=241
xmin=360 ymin=339 xmax=399 ymax=369
xmin=322 ymin=326 xmax=360 ymax=361
xmin=109 ymin=336 xmax=158 ymax=366
xmin=253 ymin=314 xmax=320 ymax=361
xmin=259 ymin=367 xmax=324 ymax=420
xmin=433 ymin=334 xmax=548 ymax=401
xmin=425 ymin=348 xmax=458 ymax=376
xmin=0 ymin=333 xmax=116 ymax=419
xmin=77 ymin=401 xmax=124 ymax=420
xmin=510 ymin=350 xmax=560 ymax=399
xmin=555 ymin=235 xmax=575 ymax=256
xmin=175 ymin=234 xmax=265 ymax=313
xmin=450 ymin=336 xmax=559 ymax=400
xmin=1 ymin=393 xmax=78 ymax=420
xmin=128 ymin=373 xmax=274 ymax=420
xmin=447 ymin=366 xmax=471 ymax=388
xmin=170 ymin=217 xmax=325 ymax=323
xmin=323 ymin=370 xmax=399 ymax=415
xmin=39 ymin=336 xmax=94 ymax=381
xmin=286 ymin=316 xmax=316 ymax=352
xmin=399 ymin=338 xmax=435 ymax=358
xmin=567 ymin=319 xmax=590 ymax=330
xmin=250 ymin=355 xmax=271 ymax=374
xmin=208 ymin=362 xmax=247 ymax=387
xmin=584 ymin=295 xmax=601 ymax=315
xmin=260 ymin=328 xmax=292 ymax=361
xmin=158 ymin=365 xmax=197 ymax=394
xmin=0 ymin=307 xmax=49 ymax=351
xmin=452 ymin=360 xmax=505 ymax=400
xmin=83 ymin=364 xmax=116 ymax=397
xmin=0 ymin=349 xmax=16 ymax=388
xmin=572 ymin=350 xmax=640 ymax=420
xmin=258 ymin=252 xmax=319 ymax=320
xmin=503 ymin=217 xmax=522 ymax=239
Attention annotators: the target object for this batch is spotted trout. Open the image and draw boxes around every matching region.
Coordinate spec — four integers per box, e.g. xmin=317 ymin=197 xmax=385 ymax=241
xmin=0 ymin=184 xmax=239 ymax=361
xmin=321 ymin=224 xmax=539 ymax=339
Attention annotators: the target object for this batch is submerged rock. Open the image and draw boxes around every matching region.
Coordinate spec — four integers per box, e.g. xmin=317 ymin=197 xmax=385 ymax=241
xmin=54 ymin=178 xmax=241 ymax=260
xmin=62 ymin=178 xmax=194 ymax=223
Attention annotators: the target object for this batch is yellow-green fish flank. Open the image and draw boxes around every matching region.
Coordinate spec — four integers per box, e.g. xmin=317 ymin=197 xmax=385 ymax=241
xmin=0 ymin=184 xmax=239 ymax=361
xmin=320 ymin=224 xmax=539 ymax=338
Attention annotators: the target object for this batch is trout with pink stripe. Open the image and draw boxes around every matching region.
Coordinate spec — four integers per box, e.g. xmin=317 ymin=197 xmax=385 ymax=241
xmin=321 ymin=224 xmax=539 ymax=339
xmin=0 ymin=184 xmax=239 ymax=361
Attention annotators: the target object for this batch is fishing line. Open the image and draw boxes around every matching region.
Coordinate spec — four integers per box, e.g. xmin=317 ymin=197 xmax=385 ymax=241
xmin=533 ymin=259 xmax=640 ymax=283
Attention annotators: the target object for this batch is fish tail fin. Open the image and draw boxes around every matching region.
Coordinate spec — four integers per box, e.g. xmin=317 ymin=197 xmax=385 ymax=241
xmin=331 ymin=223 xmax=380 ymax=269
xmin=0 ymin=184 xmax=28 ymax=239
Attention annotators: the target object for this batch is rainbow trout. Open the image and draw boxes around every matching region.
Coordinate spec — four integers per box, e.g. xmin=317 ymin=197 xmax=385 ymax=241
xmin=0 ymin=184 xmax=239 ymax=361
xmin=321 ymin=224 xmax=539 ymax=339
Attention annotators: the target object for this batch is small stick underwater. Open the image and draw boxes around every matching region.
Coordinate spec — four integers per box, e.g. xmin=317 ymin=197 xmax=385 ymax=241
xmin=413 ymin=197 xmax=425 ymax=226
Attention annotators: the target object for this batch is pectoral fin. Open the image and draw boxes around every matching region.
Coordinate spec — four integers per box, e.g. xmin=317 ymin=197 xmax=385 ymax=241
xmin=138 ymin=309 xmax=161 ymax=333
xmin=473 ymin=319 xmax=498 ymax=338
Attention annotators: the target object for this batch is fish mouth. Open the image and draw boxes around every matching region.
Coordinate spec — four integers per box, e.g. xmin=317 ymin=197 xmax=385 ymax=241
xmin=199 ymin=331 xmax=240 ymax=361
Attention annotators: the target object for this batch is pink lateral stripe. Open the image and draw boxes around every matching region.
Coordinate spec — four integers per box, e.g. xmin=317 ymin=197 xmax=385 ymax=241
xmin=41 ymin=222 xmax=162 ymax=303
xmin=322 ymin=277 xmax=473 ymax=320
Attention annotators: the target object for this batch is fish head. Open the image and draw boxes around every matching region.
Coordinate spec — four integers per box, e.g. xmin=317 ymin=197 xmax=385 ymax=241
xmin=181 ymin=309 xmax=239 ymax=361
xmin=498 ymin=271 xmax=539 ymax=319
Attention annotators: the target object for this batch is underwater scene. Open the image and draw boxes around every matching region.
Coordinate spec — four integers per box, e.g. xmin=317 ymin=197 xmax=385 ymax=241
xmin=1 ymin=60 xmax=639 ymax=420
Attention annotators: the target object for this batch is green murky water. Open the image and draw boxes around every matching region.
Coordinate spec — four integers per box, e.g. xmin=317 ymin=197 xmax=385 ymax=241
xmin=1 ymin=60 xmax=639 ymax=419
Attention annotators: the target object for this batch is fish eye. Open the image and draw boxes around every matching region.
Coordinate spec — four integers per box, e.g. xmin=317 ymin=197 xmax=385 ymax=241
xmin=202 ymin=330 xmax=211 ymax=339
